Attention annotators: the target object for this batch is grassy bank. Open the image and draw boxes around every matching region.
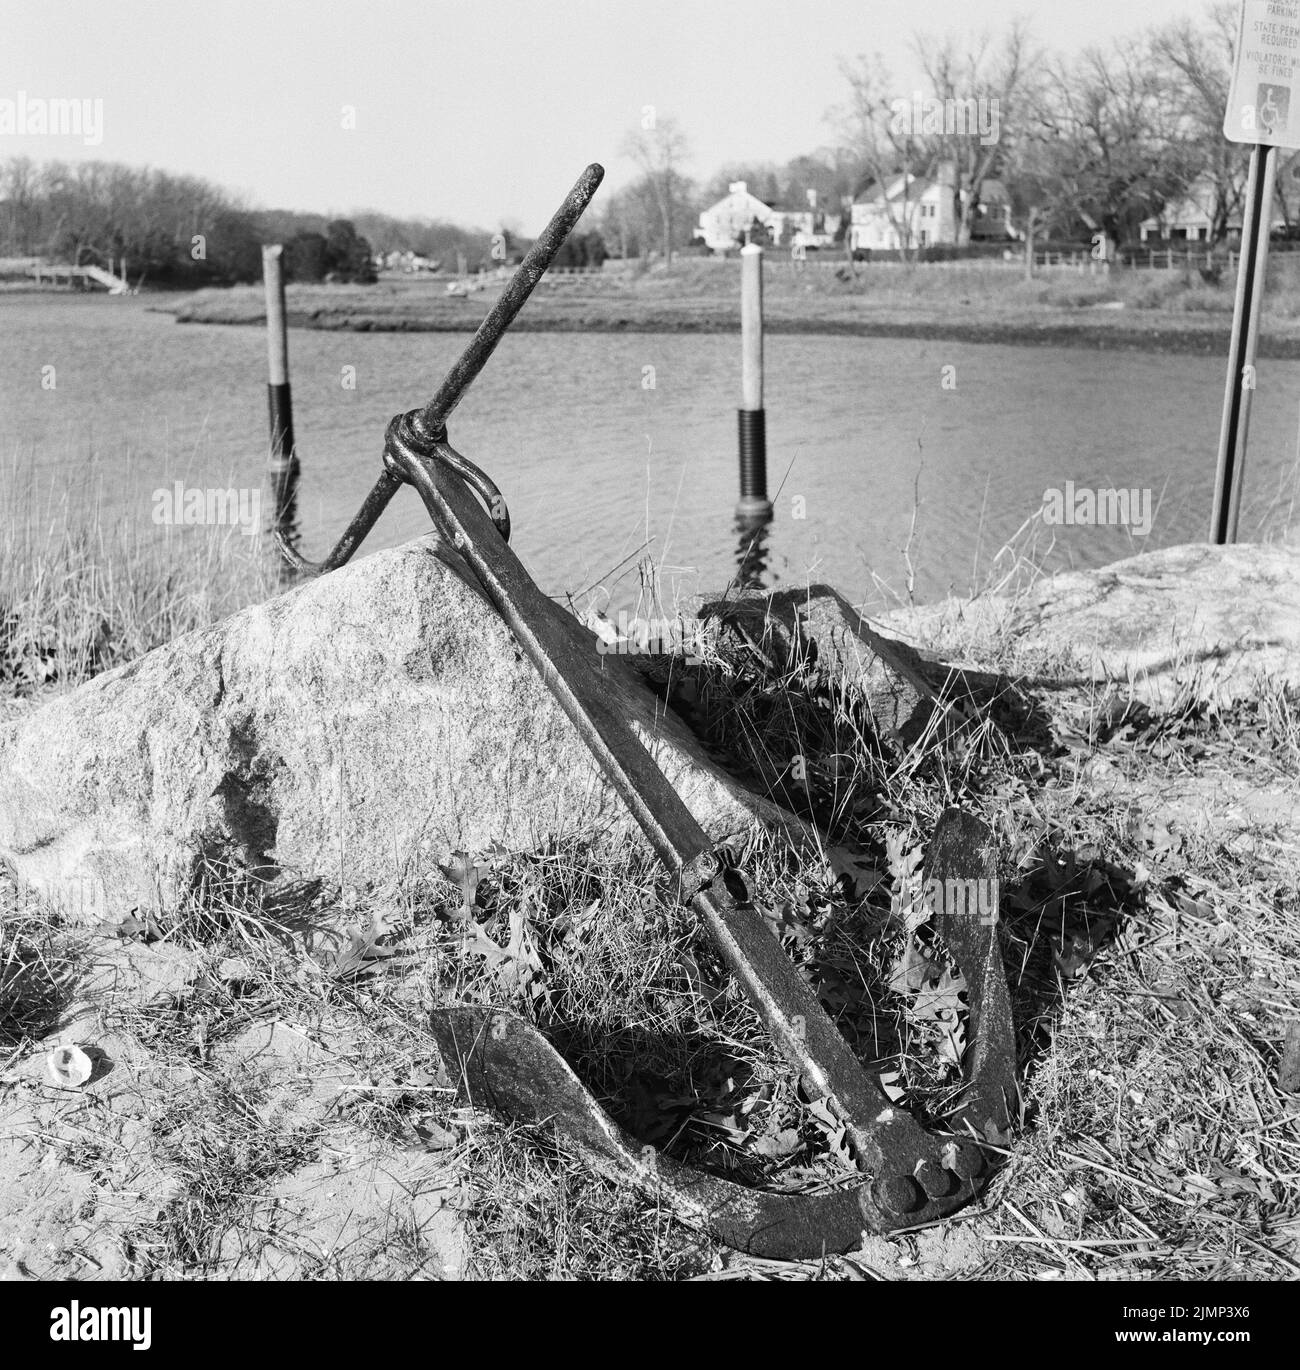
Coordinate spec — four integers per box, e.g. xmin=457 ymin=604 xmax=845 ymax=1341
xmin=2 ymin=503 xmax=1298 ymax=1281
xmin=156 ymin=256 xmax=1300 ymax=357
xmin=0 ymin=458 xmax=276 ymax=700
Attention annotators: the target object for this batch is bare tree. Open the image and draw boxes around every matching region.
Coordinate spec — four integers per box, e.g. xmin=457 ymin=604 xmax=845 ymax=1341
xmin=1149 ymin=3 xmax=1249 ymax=243
xmin=700 ymin=161 xmax=781 ymax=207
xmin=998 ymin=128 xmax=1057 ymax=278
xmin=1027 ymin=37 xmax=1201 ymax=250
xmin=620 ymin=116 xmax=693 ymax=269
xmin=913 ymin=17 xmax=1039 ymax=245
xmin=831 ymin=52 xmax=933 ymax=262
xmin=599 ymin=178 xmax=676 ymax=261
xmin=0 ymin=158 xmax=38 ymax=253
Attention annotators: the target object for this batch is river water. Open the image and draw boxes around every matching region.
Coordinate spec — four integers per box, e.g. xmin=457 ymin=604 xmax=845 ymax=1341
xmin=2 ymin=293 xmax=1297 ymax=612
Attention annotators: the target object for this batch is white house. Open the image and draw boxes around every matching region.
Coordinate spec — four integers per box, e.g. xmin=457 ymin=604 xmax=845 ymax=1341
xmin=849 ymin=166 xmax=1017 ymax=251
xmin=698 ymin=182 xmax=846 ymax=252
xmin=849 ymin=171 xmax=957 ymax=252
xmin=697 ymin=182 xmax=779 ymax=253
xmin=770 ymin=189 xmax=842 ymax=249
xmin=1138 ymin=177 xmax=1227 ymax=243
xmin=377 ymin=249 xmax=440 ymax=273
xmin=1139 ymin=156 xmax=1300 ymax=242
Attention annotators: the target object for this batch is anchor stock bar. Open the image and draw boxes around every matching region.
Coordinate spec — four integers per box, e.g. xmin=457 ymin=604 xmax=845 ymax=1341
xmin=415 ymin=163 xmax=606 ymax=437
xmin=277 ymin=163 xmax=604 ymax=574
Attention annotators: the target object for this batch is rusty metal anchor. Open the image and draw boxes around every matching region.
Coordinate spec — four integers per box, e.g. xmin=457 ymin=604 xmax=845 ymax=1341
xmin=281 ymin=163 xmax=1017 ymax=1258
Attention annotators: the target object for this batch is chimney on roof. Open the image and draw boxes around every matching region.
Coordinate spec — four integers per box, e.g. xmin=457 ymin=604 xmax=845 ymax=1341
xmin=729 ymin=180 xmax=747 ymax=195
xmin=806 ymin=188 xmax=817 ymax=209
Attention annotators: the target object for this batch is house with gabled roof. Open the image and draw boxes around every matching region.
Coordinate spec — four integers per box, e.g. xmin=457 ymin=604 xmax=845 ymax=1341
xmin=848 ymin=164 xmax=1016 ymax=251
xmin=1139 ymin=154 xmax=1300 ymax=243
xmin=769 ymin=189 xmax=842 ymax=249
xmin=849 ymin=169 xmax=957 ymax=252
xmin=697 ymin=182 xmax=779 ymax=253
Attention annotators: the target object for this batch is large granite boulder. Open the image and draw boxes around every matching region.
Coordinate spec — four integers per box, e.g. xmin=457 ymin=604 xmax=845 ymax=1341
xmin=0 ymin=537 xmax=794 ymax=924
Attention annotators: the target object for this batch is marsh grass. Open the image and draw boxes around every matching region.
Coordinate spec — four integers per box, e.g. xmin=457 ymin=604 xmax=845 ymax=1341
xmin=165 ymin=253 xmax=1300 ymax=343
xmin=1 ymin=446 xmax=276 ymax=696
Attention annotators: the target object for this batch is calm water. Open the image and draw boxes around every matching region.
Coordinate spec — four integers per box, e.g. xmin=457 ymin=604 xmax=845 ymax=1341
xmin=2 ymin=293 xmax=1298 ymax=610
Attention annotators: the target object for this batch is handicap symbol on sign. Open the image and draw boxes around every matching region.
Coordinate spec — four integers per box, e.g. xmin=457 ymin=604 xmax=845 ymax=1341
xmin=1258 ymin=83 xmax=1289 ymax=133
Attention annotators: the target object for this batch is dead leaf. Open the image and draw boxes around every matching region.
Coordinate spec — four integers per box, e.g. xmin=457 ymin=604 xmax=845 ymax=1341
xmin=884 ymin=830 xmax=924 ymax=885
xmin=501 ymin=904 xmax=545 ymax=996
xmin=413 ymin=1119 xmax=460 ymax=1151
xmin=117 ymin=912 xmax=162 ymax=943
xmin=828 ymin=846 xmax=885 ymax=899
xmin=331 ymin=923 xmax=397 ymax=979
xmin=888 ymin=940 xmax=940 ymax=997
xmin=459 ymin=906 xmax=546 ymax=999
xmin=460 ymin=920 xmax=511 ymax=970
xmin=807 ymin=1097 xmax=854 ymax=1167
xmin=982 ymin=1118 xmax=1011 ymax=1147
xmin=698 ymin=1110 xmax=750 ymax=1142
xmin=936 ymin=1022 xmax=966 ymax=1069
xmin=437 ymin=853 xmax=480 ymax=920
xmin=879 ymin=1070 xmax=905 ymax=1102
xmin=751 ymin=1127 xmax=803 ymax=1159
xmin=760 ymin=900 xmax=812 ymax=949
xmin=910 ymin=967 xmax=968 ymax=1021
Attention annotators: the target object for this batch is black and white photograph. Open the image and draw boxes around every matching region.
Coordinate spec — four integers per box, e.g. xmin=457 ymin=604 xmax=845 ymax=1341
xmin=0 ymin=0 xmax=1296 ymax=1321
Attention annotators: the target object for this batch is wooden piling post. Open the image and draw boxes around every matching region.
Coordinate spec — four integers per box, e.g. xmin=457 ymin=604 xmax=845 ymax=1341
xmin=736 ymin=243 xmax=773 ymax=522
xmin=262 ymin=244 xmax=300 ymax=555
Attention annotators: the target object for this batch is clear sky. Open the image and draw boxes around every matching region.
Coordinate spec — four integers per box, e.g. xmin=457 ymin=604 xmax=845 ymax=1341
xmin=1 ymin=0 xmax=1215 ymax=232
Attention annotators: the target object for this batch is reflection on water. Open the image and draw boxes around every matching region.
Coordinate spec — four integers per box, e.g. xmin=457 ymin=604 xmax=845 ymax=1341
xmin=2 ymin=294 xmax=1298 ymax=614
xmin=733 ymin=513 xmax=772 ymax=590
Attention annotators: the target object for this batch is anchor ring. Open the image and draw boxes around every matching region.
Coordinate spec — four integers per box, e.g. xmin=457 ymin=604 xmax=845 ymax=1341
xmin=384 ymin=410 xmax=511 ymax=543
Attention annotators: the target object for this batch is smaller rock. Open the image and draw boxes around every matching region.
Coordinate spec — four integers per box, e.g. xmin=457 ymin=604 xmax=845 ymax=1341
xmin=883 ymin=543 xmax=1300 ymax=707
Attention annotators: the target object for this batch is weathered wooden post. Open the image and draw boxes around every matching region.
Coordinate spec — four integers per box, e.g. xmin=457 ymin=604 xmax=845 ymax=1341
xmin=737 ymin=243 xmax=773 ymax=522
xmin=262 ymin=244 xmax=300 ymax=556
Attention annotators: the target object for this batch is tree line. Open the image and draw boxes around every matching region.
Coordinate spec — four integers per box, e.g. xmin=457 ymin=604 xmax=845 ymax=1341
xmin=0 ymin=157 xmax=504 ymax=286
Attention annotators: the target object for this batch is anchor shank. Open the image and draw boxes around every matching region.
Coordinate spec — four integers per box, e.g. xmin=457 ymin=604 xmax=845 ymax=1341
xmin=400 ymin=440 xmax=918 ymax=1170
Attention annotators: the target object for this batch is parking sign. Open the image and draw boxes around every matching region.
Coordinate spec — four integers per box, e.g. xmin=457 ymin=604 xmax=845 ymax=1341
xmin=1225 ymin=0 xmax=1300 ymax=146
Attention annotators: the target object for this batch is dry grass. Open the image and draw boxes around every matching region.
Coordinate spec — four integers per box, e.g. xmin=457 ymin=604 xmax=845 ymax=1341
xmin=0 ymin=460 xmax=277 ymax=698
xmin=0 ymin=884 xmax=79 ymax=1056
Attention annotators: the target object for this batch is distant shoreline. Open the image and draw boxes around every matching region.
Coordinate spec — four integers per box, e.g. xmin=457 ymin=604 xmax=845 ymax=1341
xmin=161 ymin=304 xmax=1300 ymax=359
xmin=129 ymin=259 xmax=1300 ymax=358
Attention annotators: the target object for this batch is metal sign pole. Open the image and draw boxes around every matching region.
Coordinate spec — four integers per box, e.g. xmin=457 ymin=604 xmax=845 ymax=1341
xmin=1209 ymin=142 xmax=1276 ymax=543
